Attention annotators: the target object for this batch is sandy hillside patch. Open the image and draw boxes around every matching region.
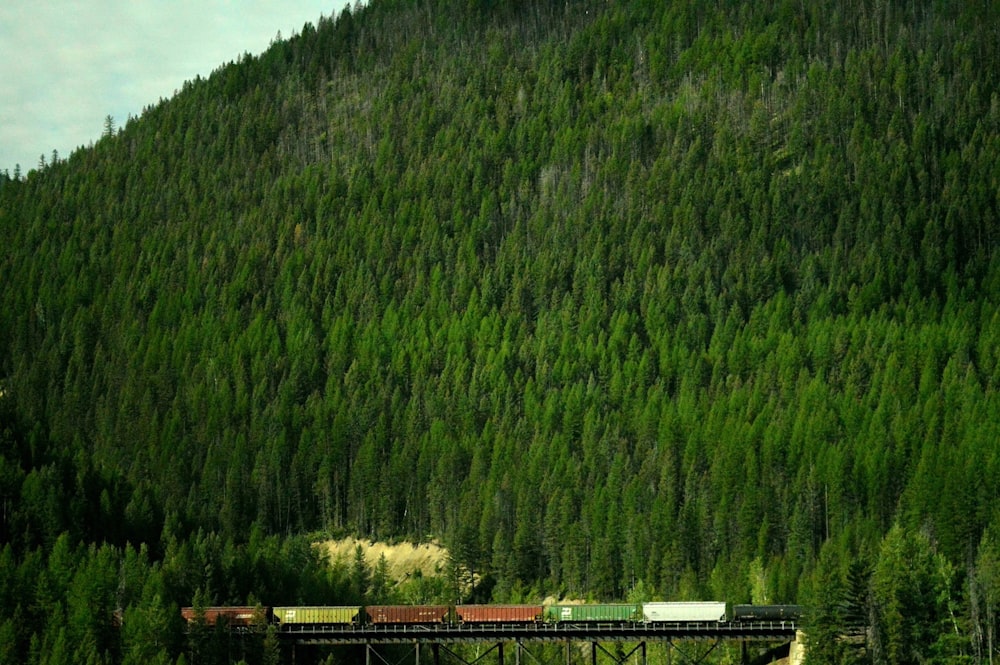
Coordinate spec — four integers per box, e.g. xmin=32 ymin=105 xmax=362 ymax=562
xmin=317 ymin=537 xmax=449 ymax=581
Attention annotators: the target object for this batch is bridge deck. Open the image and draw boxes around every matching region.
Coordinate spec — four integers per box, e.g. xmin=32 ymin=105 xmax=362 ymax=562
xmin=277 ymin=621 xmax=799 ymax=645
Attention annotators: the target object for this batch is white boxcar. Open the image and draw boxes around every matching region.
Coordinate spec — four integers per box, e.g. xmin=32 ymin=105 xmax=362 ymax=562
xmin=642 ymin=602 xmax=727 ymax=622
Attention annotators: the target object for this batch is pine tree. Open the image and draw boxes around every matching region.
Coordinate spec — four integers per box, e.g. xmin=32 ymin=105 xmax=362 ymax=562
xmin=350 ymin=544 xmax=370 ymax=602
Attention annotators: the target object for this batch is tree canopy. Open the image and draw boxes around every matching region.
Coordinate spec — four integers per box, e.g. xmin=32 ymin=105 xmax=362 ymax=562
xmin=2 ymin=0 xmax=1000 ymax=662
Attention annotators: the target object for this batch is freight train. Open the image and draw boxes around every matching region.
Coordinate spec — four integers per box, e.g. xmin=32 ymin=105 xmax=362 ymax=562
xmin=181 ymin=602 xmax=802 ymax=628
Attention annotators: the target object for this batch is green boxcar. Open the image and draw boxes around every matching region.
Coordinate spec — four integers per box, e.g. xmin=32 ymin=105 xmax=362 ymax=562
xmin=544 ymin=604 xmax=641 ymax=623
xmin=273 ymin=606 xmax=361 ymax=625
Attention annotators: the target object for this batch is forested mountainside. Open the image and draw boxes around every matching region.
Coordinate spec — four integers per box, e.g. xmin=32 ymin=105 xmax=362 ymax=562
xmin=2 ymin=0 xmax=1000 ymax=662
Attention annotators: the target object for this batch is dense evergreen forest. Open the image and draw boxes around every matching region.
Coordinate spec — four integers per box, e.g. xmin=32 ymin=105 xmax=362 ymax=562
xmin=2 ymin=0 xmax=999 ymax=662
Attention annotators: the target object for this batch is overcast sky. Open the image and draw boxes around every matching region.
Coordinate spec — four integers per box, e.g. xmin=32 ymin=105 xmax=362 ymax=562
xmin=0 ymin=1 xmax=352 ymax=175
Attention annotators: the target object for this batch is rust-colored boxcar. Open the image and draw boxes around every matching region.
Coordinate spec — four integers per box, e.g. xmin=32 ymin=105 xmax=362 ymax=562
xmin=366 ymin=605 xmax=450 ymax=624
xmin=455 ymin=605 xmax=543 ymax=623
xmin=181 ymin=606 xmax=262 ymax=627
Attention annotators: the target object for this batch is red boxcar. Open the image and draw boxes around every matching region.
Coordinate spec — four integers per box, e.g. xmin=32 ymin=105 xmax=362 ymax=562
xmin=181 ymin=606 xmax=262 ymax=627
xmin=455 ymin=605 xmax=543 ymax=623
xmin=366 ymin=605 xmax=450 ymax=624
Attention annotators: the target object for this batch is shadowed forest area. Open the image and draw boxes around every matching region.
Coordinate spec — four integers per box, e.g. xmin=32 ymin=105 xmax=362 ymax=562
xmin=2 ymin=1 xmax=1000 ymax=662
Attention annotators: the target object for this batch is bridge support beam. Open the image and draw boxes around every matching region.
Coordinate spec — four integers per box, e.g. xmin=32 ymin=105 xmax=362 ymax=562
xmin=665 ymin=638 xmax=720 ymax=664
xmin=513 ymin=640 xmax=548 ymax=665
xmin=365 ymin=642 xmax=421 ymax=665
xmin=591 ymin=641 xmax=646 ymax=665
xmin=435 ymin=642 xmax=509 ymax=665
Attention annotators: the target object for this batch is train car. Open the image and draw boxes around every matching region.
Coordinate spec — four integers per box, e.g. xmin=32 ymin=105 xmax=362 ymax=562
xmin=731 ymin=605 xmax=803 ymax=622
xmin=273 ymin=606 xmax=362 ymax=626
xmin=455 ymin=605 xmax=544 ymax=623
xmin=181 ymin=606 xmax=265 ymax=627
xmin=642 ymin=602 xmax=727 ymax=623
xmin=366 ymin=605 xmax=451 ymax=624
xmin=544 ymin=604 xmax=641 ymax=623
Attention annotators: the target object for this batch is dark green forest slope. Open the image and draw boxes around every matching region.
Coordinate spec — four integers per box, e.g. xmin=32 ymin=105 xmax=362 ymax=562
xmin=2 ymin=0 xmax=1000 ymax=662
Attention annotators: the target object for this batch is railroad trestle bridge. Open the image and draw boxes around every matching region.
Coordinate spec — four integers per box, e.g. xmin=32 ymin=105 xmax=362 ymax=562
xmin=277 ymin=621 xmax=801 ymax=665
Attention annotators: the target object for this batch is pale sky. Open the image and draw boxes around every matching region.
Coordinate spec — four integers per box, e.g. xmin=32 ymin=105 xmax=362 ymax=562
xmin=0 ymin=1 xmax=353 ymax=175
